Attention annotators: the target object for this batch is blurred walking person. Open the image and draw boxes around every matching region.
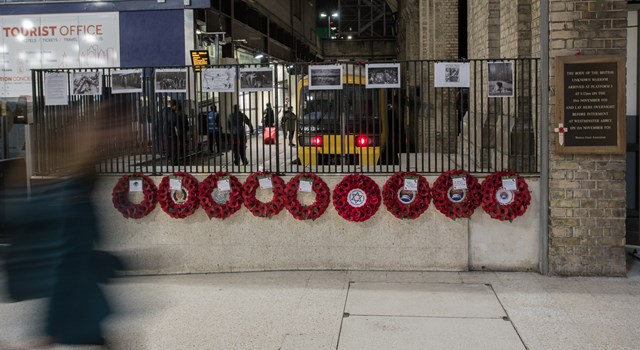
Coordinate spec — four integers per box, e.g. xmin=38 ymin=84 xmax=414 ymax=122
xmin=1 ymin=102 xmax=128 ymax=348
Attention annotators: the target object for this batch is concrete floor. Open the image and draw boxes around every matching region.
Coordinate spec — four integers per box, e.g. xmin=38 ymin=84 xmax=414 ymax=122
xmin=1 ymin=257 xmax=640 ymax=350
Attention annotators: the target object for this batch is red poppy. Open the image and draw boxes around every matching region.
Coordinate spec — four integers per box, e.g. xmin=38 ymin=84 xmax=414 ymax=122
xmin=243 ymin=171 xmax=286 ymax=218
xmin=158 ymin=172 xmax=200 ymax=219
xmin=332 ymin=174 xmax=381 ymax=222
xmin=198 ymin=172 xmax=243 ymax=219
xmin=480 ymin=171 xmax=531 ymax=221
xmin=382 ymin=172 xmax=431 ymax=220
xmin=432 ymin=170 xmax=482 ymax=220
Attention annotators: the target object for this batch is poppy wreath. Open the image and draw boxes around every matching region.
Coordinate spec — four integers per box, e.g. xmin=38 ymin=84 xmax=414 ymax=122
xmin=284 ymin=173 xmax=330 ymax=221
xmin=333 ymin=174 xmax=381 ymax=222
xmin=158 ymin=172 xmax=200 ymax=219
xmin=480 ymin=171 xmax=531 ymax=221
xmin=198 ymin=172 xmax=243 ymax=219
xmin=242 ymin=171 xmax=286 ymax=218
xmin=432 ymin=169 xmax=482 ymax=219
xmin=112 ymin=173 xmax=158 ymax=219
xmin=382 ymin=172 xmax=431 ymax=220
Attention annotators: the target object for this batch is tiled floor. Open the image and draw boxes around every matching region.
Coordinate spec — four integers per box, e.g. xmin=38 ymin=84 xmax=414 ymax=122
xmin=0 ymin=259 xmax=639 ymax=350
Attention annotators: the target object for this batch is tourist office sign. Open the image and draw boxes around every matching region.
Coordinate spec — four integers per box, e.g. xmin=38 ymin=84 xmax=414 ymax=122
xmin=555 ymin=55 xmax=626 ymax=154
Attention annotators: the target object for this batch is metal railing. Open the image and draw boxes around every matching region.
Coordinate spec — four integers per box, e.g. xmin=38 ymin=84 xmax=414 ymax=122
xmin=30 ymin=59 xmax=540 ymax=176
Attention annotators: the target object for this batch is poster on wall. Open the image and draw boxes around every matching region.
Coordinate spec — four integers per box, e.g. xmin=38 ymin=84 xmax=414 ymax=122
xmin=239 ymin=67 xmax=273 ymax=92
xmin=44 ymin=72 xmax=68 ymax=106
xmin=434 ymin=62 xmax=470 ymax=88
xmin=365 ymin=63 xmax=401 ymax=89
xmin=72 ymin=71 xmax=102 ymax=95
xmin=488 ymin=62 xmax=514 ymax=97
xmin=155 ymin=68 xmax=187 ymax=93
xmin=309 ymin=65 xmax=343 ymax=90
xmin=0 ymin=13 xmax=120 ymax=98
xmin=111 ymin=69 xmax=143 ymax=94
xmin=201 ymin=67 xmax=235 ymax=93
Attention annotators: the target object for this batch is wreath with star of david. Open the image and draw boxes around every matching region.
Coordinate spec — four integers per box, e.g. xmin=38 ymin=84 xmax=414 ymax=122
xmin=332 ymin=174 xmax=381 ymax=222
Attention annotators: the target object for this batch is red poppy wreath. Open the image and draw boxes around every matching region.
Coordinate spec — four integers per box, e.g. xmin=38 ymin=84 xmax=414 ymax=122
xmin=481 ymin=171 xmax=531 ymax=221
xmin=242 ymin=171 xmax=286 ymax=218
xmin=199 ymin=172 xmax=243 ymax=219
xmin=284 ymin=173 xmax=330 ymax=221
xmin=158 ymin=172 xmax=200 ymax=219
xmin=382 ymin=172 xmax=431 ymax=220
xmin=333 ymin=174 xmax=381 ymax=222
xmin=112 ymin=173 xmax=158 ymax=219
xmin=432 ymin=169 xmax=482 ymax=219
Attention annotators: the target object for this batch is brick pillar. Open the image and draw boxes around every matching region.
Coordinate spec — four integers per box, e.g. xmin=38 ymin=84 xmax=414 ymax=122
xmin=420 ymin=0 xmax=460 ymax=154
xmin=548 ymin=0 xmax=627 ymax=276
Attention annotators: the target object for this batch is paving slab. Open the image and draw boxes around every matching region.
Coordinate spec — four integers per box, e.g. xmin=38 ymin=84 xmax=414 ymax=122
xmin=345 ymin=282 xmax=506 ymax=318
xmin=338 ymin=316 xmax=525 ymax=350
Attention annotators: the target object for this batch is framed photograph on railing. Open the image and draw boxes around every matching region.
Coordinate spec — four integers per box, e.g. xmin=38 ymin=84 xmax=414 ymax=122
xmin=488 ymin=62 xmax=514 ymax=97
xmin=201 ymin=67 xmax=235 ymax=93
xmin=111 ymin=69 xmax=143 ymax=94
xmin=155 ymin=68 xmax=187 ymax=93
xmin=71 ymin=71 xmax=102 ymax=96
xmin=366 ymin=63 xmax=401 ymax=88
xmin=434 ymin=62 xmax=470 ymax=88
xmin=240 ymin=67 xmax=274 ymax=92
xmin=309 ymin=65 xmax=343 ymax=90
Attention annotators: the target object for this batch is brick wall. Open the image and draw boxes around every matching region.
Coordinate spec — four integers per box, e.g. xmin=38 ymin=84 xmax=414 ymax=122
xmin=548 ymin=0 xmax=627 ymax=276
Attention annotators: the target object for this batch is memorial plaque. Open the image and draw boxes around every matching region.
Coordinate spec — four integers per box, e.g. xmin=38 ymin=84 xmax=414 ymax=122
xmin=555 ymin=55 xmax=625 ymax=154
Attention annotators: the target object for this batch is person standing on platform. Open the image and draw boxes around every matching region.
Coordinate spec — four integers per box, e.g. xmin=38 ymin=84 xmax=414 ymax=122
xmin=262 ymin=102 xmax=275 ymax=127
xmin=207 ymin=105 xmax=220 ymax=154
xmin=228 ymin=105 xmax=254 ymax=165
xmin=281 ymin=106 xmax=297 ymax=147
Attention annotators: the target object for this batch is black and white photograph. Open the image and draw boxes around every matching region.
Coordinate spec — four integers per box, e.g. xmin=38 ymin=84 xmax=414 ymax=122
xmin=366 ymin=63 xmax=401 ymax=89
xmin=309 ymin=65 xmax=343 ymax=90
xmin=202 ymin=67 xmax=235 ymax=93
xmin=240 ymin=67 xmax=274 ymax=92
xmin=434 ymin=62 xmax=470 ymax=88
xmin=111 ymin=69 xmax=143 ymax=94
xmin=155 ymin=69 xmax=187 ymax=93
xmin=488 ymin=61 xmax=514 ymax=97
xmin=72 ymin=71 xmax=102 ymax=96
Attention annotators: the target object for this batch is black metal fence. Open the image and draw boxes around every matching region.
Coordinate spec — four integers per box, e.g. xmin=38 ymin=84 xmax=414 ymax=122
xmin=30 ymin=59 xmax=540 ymax=176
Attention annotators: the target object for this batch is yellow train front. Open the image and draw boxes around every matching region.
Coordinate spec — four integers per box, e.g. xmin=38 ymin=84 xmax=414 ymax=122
xmin=295 ymin=74 xmax=387 ymax=166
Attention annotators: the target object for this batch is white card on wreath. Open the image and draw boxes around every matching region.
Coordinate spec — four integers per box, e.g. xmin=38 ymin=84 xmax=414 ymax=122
xmin=129 ymin=178 xmax=143 ymax=192
xmin=218 ymin=178 xmax=231 ymax=192
xmin=502 ymin=177 xmax=517 ymax=191
xmin=169 ymin=178 xmax=182 ymax=190
xmin=299 ymin=179 xmax=313 ymax=193
xmin=452 ymin=176 xmax=468 ymax=190
xmin=259 ymin=176 xmax=273 ymax=189
xmin=404 ymin=178 xmax=418 ymax=191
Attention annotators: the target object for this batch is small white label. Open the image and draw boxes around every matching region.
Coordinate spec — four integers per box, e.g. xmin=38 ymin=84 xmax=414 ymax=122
xmin=299 ymin=179 xmax=313 ymax=193
xmin=258 ymin=176 xmax=273 ymax=189
xmin=129 ymin=178 xmax=143 ymax=192
xmin=403 ymin=178 xmax=418 ymax=191
xmin=169 ymin=177 xmax=182 ymax=190
xmin=502 ymin=177 xmax=517 ymax=191
xmin=452 ymin=176 xmax=468 ymax=190
xmin=218 ymin=178 xmax=231 ymax=192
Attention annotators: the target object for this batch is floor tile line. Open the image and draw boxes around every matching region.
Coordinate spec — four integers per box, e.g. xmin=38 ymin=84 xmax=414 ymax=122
xmin=487 ymin=283 xmax=530 ymax=350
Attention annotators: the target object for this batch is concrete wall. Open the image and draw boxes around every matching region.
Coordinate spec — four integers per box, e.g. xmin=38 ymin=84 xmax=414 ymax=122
xmin=96 ymin=175 xmax=539 ymax=274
